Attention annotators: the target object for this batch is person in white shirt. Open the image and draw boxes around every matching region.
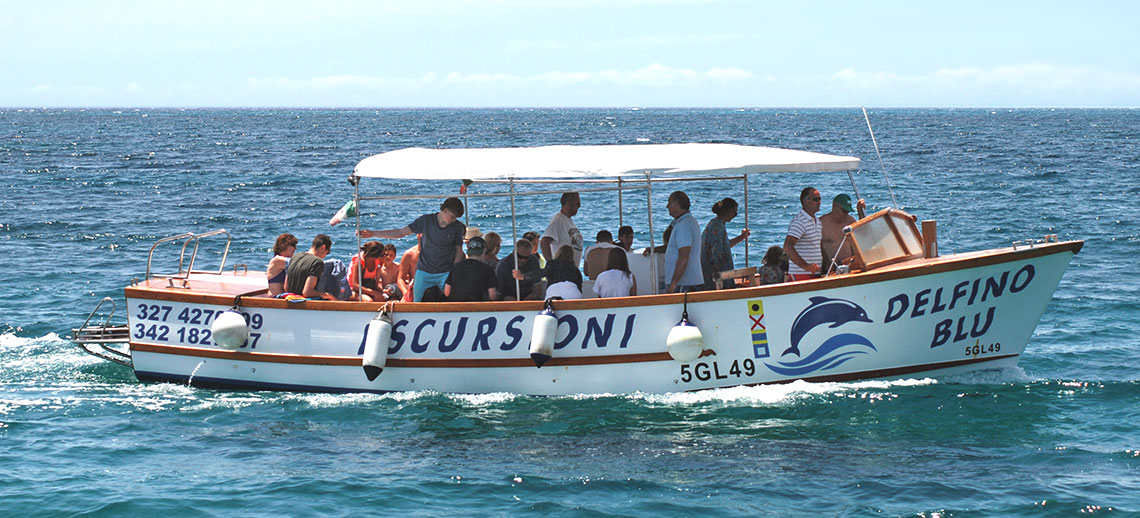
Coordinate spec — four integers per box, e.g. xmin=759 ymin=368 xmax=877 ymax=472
xmin=540 ymin=192 xmax=584 ymax=267
xmin=783 ymin=187 xmax=823 ymax=281
xmin=594 ymin=248 xmax=637 ymax=298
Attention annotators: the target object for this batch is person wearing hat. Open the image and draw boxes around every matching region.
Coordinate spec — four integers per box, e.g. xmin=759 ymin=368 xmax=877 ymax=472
xmin=444 ymin=235 xmax=499 ymax=302
xmin=820 ymin=193 xmax=866 ymax=275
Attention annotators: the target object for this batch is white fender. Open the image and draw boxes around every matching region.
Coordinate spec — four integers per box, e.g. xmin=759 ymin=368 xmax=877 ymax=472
xmin=666 ymin=313 xmax=704 ymax=363
xmin=363 ymin=313 xmax=393 ymax=381
xmin=529 ymin=301 xmax=557 ymax=368
xmin=211 ymin=310 xmax=250 ymax=350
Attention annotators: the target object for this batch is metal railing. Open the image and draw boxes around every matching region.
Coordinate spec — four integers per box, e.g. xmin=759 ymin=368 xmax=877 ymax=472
xmin=145 ymin=229 xmax=232 ymax=285
xmin=1012 ymin=234 xmax=1059 ymax=251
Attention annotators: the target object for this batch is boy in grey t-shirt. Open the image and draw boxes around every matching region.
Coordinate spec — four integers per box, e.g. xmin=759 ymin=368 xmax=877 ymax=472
xmin=358 ymin=197 xmax=466 ymax=301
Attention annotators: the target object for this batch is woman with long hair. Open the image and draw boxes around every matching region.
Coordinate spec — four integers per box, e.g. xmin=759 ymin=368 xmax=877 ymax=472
xmin=267 ymin=233 xmax=298 ymax=297
xmin=594 ymin=247 xmax=636 ymax=297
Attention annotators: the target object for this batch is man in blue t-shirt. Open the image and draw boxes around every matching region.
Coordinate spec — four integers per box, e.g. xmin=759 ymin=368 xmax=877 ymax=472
xmin=664 ymin=191 xmax=703 ymax=293
xmin=359 ymin=197 xmax=466 ymax=302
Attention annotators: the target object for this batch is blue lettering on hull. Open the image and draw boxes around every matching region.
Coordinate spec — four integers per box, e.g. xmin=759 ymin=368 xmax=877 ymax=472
xmin=377 ymin=312 xmax=637 ymax=356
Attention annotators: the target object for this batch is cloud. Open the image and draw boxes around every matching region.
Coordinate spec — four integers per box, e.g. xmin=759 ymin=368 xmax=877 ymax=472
xmin=250 ymin=64 xmax=754 ymax=91
xmin=824 ymin=64 xmax=1140 ymax=106
xmin=15 ymin=63 xmax=1140 ymax=107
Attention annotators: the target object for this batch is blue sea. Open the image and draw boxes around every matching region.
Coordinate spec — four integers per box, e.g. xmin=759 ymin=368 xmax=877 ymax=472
xmin=2 ymin=108 xmax=1137 ymax=517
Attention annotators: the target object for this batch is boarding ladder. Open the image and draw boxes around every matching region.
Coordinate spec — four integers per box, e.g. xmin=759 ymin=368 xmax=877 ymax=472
xmin=71 ymin=230 xmax=236 ymax=366
xmin=70 ymin=297 xmax=132 ymax=367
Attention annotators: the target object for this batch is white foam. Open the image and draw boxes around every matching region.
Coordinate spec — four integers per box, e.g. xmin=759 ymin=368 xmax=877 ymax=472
xmin=281 ymin=390 xmax=432 ymax=408
xmin=632 ymin=377 xmax=939 ymax=406
xmin=450 ymin=392 xmax=521 ymax=406
xmin=0 ymin=331 xmax=66 ymax=347
xmin=941 ymin=366 xmax=1033 ymax=384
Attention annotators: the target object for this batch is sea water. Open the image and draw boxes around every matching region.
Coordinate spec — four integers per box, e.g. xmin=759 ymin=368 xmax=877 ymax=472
xmin=1 ymin=108 xmax=1137 ymax=517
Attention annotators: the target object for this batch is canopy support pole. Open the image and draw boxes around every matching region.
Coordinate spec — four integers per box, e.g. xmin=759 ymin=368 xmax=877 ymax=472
xmin=846 ymin=170 xmax=866 ymax=219
xmin=645 ymin=172 xmax=658 ymax=295
xmin=353 ymin=179 xmax=363 ymax=301
xmin=743 ymin=174 xmax=750 ymax=268
xmin=509 ymin=179 xmax=521 ymax=301
xmin=617 ymin=177 xmax=624 ymax=229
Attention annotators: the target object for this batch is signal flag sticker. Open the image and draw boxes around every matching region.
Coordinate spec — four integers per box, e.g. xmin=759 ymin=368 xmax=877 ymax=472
xmin=748 ymin=299 xmax=770 ymax=359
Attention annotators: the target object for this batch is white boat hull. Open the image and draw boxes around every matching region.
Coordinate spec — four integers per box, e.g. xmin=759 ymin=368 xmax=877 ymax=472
xmin=124 ymin=242 xmax=1078 ymax=395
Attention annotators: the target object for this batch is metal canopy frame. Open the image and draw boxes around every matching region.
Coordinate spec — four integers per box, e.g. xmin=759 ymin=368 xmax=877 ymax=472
xmin=350 ymin=173 xmax=753 ymax=299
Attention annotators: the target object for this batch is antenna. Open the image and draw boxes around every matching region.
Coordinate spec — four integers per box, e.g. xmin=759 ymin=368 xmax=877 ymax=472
xmin=862 ymin=107 xmax=899 ymax=209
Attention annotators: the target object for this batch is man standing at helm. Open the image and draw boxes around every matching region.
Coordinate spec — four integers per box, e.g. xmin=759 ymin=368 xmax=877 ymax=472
xmin=820 ymin=193 xmax=865 ymax=274
xmin=541 ymin=191 xmax=584 ymax=267
xmin=783 ymin=187 xmax=823 ymax=281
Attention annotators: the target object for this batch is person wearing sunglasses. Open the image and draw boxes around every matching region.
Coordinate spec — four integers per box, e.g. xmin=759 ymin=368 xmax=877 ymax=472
xmin=783 ymin=187 xmax=823 ymax=281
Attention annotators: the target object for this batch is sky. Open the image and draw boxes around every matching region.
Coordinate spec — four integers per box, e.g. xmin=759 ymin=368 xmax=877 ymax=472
xmin=3 ymin=0 xmax=1139 ymax=108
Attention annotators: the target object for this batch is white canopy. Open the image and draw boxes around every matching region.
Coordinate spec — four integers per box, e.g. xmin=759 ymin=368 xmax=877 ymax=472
xmin=353 ymin=143 xmax=860 ymax=180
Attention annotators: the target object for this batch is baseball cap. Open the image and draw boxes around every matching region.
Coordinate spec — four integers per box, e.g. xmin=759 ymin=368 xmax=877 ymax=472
xmin=833 ymin=194 xmax=854 ymax=213
xmin=467 ymin=235 xmax=487 ymax=253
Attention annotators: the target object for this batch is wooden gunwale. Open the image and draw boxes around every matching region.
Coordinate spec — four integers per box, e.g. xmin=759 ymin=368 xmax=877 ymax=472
xmin=124 ymin=240 xmax=1083 ymax=312
xmin=131 ymin=342 xmax=673 ymax=367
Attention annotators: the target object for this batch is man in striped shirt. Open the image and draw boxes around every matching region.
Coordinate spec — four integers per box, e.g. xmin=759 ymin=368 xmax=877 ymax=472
xmin=783 ymin=187 xmax=823 ymax=281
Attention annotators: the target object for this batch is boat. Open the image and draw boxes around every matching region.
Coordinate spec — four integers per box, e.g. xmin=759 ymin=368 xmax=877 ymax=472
xmin=71 ymin=143 xmax=1082 ymax=395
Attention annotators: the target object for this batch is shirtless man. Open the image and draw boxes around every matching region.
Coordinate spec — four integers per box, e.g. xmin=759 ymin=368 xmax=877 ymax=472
xmin=396 ymin=241 xmax=419 ymax=302
xmin=819 ymin=193 xmax=865 ymax=274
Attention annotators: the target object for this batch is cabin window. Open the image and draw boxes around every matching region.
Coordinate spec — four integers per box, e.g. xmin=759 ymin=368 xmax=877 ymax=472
xmin=848 ymin=209 xmax=923 ymax=270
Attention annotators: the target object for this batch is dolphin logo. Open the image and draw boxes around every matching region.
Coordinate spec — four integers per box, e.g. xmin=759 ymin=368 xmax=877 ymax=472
xmin=784 ymin=296 xmax=872 ymax=357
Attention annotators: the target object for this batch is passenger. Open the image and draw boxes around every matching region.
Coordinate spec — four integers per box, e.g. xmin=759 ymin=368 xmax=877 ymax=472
xmin=664 ymin=191 xmax=703 ymax=293
xmin=783 ymin=187 xmax=823 ymax=281
xmin=594 ymin=248 xmax=637 ymax=297
xmin=379 ymin=243 xmax=401 ymax=300
xmin=643 ymin=224 xmax=672 ymax=256
xmin=523 ymin=231 xmax=546 ymax=268
xmin=482 ymin=232 xmax=502 ymax=271
xmin=616 ymin=225 xmax=634 ymax=251
xmin=757 ymin=245 xmax=788 ymax=286
xmin=444 ymin=236 xmax=499 ymax=302
xmin=820 ymin=193 xmax=865 ymax=274
xmin=267 ymin=233 xmax=298 ymax=297
xmin=358 ymin=197 xmax=466 ymax=302
xmin=583 ymin=229 xmax=619 ymax=279
xmin=347 ymin=241 xmax=386 ymax=302
xmin=396 ymin=240 xmax=419 ymax=302
xmin=284 ymin=234 xmax=338 ymax=300
xmin=700 ymin=197 xmax=751 ymax=290
xmin=542 ymin=245 xmax=584 ymax=300
xmin=464 ymin=226 xmax=482 ymax=243
xmin=540 ymin=192 xmax=584 ymax=267
xmin=316 ymin=256 xmax=350 ymax=301
xmin=497 ymin=238 xmax=542 ymax=301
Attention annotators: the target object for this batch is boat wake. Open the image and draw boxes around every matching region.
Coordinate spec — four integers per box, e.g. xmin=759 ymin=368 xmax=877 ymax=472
xmin=634 ymin=377 xmax=938 ymax=406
